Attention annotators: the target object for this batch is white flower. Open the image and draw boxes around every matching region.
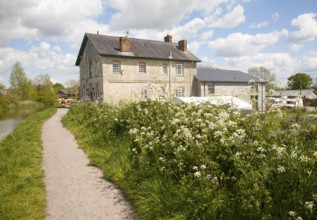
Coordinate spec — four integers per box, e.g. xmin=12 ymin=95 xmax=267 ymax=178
xmin=297 ymin=217 xmax=303 ymax=220
xmin=277 ymin=165 xmax=286 ymax=173
xmin=305 ymin=201 xmax=314 ymax=210
xmin=314 ymin=151 xmax=317 ymax=158
xmin=288 ymin=211 xmax=295 ymax=216
xmin=257 ymin=147 xmax=266 ymax=153
xmin=159 ymin=157 xmax=165 ymax=162
xmin=206 ymin=174 xmax=212 ymax=180
xmin=192 ymin=166 xmax=198 ymax=171
xmin=299 ymin=155 xmax=309 ymax=162
xmin=194 ymin=171 xmax=201 ymax=178
xmin=200 ymin=165 xmax=206 ymax=170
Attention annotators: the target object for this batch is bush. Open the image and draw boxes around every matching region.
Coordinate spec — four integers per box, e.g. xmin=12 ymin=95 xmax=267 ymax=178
xmin=65 ymin=101 xmax=317 ymax=219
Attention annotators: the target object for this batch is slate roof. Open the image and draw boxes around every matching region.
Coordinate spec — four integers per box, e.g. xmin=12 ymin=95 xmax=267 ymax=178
xmin=195 ymin=69 xmax=263 ymax=83
xmin=75 ymin=33 xmax=201 ymax=66
xmin=270 ymin=89 xmax=317 ymax=99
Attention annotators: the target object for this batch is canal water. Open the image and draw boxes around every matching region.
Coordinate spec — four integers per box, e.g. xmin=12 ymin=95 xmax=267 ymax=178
xmin=0 ymin=108 xmax=42 ymax=140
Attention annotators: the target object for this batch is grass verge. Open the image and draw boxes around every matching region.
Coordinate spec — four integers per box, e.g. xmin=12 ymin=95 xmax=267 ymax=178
xmin=0 ymin=108 xmax=56 ymax=220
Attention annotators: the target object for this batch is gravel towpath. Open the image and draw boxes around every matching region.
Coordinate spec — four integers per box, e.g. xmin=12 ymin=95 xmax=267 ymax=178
xmin=42 ymin=108 xmax=135 ymax=220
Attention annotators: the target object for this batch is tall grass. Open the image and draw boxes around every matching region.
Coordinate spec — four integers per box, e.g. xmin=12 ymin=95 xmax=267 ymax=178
xmin=62 ymin=102 xmax=317 ymax=219
xmin=0 ymin=108 xmax=56 ymax=220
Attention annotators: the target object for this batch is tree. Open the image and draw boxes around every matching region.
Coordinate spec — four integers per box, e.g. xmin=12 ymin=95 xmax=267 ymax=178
xmin=248 ymin=66 xmax=277 ymax=90
xmin=65 ymin=79 xmax=79 ymax=99
xmin=9 ymin=62 xmax=34 ymax=100
xmin=53 ymin=83 xmax=64 ymax=94
xmin=33 ymin=74 xmax=58 ymax=105
xmin=287 ymin=73 xmax=312 ymax=90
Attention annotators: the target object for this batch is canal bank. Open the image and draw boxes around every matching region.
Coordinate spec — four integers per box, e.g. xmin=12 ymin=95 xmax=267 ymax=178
xmin=0 ymin=108 xmax=56 ymax=219
xmin=0 ymin=103 xmax=45 ymax=140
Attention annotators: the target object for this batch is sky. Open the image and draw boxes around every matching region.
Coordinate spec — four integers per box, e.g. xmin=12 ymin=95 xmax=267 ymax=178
xmin=1 ymin=0 xmax=317 ymax=87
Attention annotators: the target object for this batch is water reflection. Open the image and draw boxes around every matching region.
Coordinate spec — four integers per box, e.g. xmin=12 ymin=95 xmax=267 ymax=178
xmin=0 ymin=108 xmax=43 ymax=140
xmin=0 ymin=118 xmax=23 ymax=140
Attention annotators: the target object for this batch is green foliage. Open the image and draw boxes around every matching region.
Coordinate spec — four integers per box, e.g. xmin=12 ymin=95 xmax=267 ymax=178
xmin=10 ymin=62 xmax=34 ymax=100
xmin=64 ymin=101 xmax=317 ymax=219
xmin=288 ymin=73 xmax=313 ymax=90
xmin=52 ymin=83 xmax=64 ymax=94
xmin=0 ymin=108 xmax=56 ymax=220
xmin=33 ymin=74 xmax=58 ymax=106
xmin=0 ymin=84 xmax=10 ymax=115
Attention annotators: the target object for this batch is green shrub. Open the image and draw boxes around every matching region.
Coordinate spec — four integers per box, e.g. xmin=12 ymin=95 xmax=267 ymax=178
xmin=64 ymin=101 xmax=317 ymax=219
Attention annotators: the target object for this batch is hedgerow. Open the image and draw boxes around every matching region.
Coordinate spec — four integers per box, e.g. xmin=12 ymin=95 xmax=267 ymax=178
xmin=66 ymin=101 xmax=317 ymax=219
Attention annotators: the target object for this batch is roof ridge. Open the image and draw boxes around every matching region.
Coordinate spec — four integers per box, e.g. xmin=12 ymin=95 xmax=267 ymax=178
xmin=86 ymin=32 xmax=177 ymax=44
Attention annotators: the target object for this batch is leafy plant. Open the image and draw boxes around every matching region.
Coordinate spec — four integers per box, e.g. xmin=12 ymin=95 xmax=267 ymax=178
xmin=64 ymin=101 xmax=317 ymax=219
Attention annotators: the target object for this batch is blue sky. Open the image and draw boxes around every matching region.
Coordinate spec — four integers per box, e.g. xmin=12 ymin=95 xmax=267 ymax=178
xmin=0 ymin=0 xmax=317 ymax=87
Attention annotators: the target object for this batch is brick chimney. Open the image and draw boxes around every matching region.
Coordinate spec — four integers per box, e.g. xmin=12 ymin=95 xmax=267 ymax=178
xmin=164 ymin=34 xmax=172 ymax=43
xmin=120 ymin=37 xmax=130 ymax=52
xmin=178 ymin=40 xmax=187 ymax=52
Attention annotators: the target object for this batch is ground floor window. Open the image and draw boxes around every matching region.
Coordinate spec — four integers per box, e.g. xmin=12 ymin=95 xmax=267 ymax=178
xmin=141 ymin=89 xmax=148 ymax=99
xmin=176 ymin=87 xmax=185 ymax=97
xmin=206 ymin=82 xmax=214 ymax=94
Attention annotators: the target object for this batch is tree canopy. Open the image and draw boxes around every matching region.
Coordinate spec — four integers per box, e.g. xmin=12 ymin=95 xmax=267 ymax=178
xmin=10 ymin=62 xmax=34 ymax=100
xmin=248 ymin=66 xmax=277 ymax=90
xmin=33 ymin=74 xmax=58 ymax=105
xmin=287 ymin=73 xmax=312 ymax=90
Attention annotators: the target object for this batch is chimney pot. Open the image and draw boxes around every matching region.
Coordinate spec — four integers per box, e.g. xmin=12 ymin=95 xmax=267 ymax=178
xmin=178 ymin=40 xmax=187 ymax=52
xmin=164 ymin=34 xmax=173 ymax=43
xmin=120 ymin=37 xmax=130 ymax=52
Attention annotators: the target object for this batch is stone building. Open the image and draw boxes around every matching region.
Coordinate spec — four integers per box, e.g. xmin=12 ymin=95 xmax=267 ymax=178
xmin=75 ymin=32 xmax=266 ymax=111
xmin=75 ymin=33 xmax=200 ymax=103
xmin=194 ymin=69 xmax=266 ymax=111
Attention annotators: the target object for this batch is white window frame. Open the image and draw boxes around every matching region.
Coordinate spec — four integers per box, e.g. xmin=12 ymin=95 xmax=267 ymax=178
xmin=176 ymin=87 xmax=185 ymax=97
xmin=139 ymin=62 xmax=146 ymax=73
xmin=141 ymin=89 xmax=148 ymax=99
xmin=176 ymin=64 xmax=184 ymax=76
xmin=113 ymin=62 xmax=121 ymax=74
xmin=162 ymin=64 xmax=168 ymax=74
xmin=207 ymin=82 xmax=214 ymax=94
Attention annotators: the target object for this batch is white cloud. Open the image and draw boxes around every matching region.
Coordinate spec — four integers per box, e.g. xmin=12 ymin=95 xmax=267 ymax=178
xmin=201 ymin=30 xmax=214 ymax=40
xmin=208 ymin=30 xmax=286 ymax=57
xmin=249 ymin=21 xmax=268 ymax=29
xmin=170 ymin=18 xmax=205 ymax=40
xmin=206 ymin=4 xmax=245 ymax=28
xmin=0 ymin=42 xmax=78 ymax=86
xmin=300 ymin=51 xmax=317 ymax=71
xmin=221 ymin=53 xmax=298 ymax=85
xmin=289 ymin=44 xmax=303 ymax=52
xmin=288 ymin=13 xmax=317 ymax=43
xmin=189 ymin=41 xmax=203 ymax=54
xmin=272 ymin=12 xmax=279 ymax=22
xmin=108 ymin=0 xmax=228 ymax=31
xmin=126 ymin=17 xmax=205 ymax=43
xmin=0 ymin=0 xmax=105 ymax=47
